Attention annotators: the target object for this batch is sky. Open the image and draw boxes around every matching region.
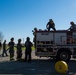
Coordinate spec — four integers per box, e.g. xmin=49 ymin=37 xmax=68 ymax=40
xmin=0 ymin=0 xmax=76 ymax=43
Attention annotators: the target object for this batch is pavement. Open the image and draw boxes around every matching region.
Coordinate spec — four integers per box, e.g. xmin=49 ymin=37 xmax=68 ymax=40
xmin=0 ymin=50 xmax=76 ymax=75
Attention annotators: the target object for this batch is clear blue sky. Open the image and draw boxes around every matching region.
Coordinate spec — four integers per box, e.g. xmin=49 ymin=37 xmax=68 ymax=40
xmin=0 ymin=0 xmax=76 ymax=43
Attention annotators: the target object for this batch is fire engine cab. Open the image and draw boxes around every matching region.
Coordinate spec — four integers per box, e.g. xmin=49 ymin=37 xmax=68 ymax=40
xmin=34 ymin=30 xmax=76 ymax=61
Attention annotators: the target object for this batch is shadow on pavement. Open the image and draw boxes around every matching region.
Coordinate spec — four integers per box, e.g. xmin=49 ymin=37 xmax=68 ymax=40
xmin=0 ymin=59 xmax=76 ymax=75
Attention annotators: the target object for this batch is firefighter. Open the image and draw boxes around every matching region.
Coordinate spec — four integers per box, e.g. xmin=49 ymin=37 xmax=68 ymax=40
xmin=0 ymin=40 xmax=2 ymax=56
xmin=32 ymin=27 xmax=37 ymax=33
xmin=2 ymin=40 xmax=8 ymax=57
xmin=46 ymin=19 xmax=56 ymax=31
xmin=24 ymin=37 xmax=33 ymax=62
xmin=8 ymin=37 xmax=15 ymax=61
xmin=16 ymin=39 xmax=22 ymax=61
xmin=68 ymin=21 xmax=76 ymax=31
xmin=32 ymin=27 xmax=37 ymax=48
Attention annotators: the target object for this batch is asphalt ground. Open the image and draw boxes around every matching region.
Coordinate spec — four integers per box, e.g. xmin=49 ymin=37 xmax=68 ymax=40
xmin=0 ymin=50 xmax=76 ymax=75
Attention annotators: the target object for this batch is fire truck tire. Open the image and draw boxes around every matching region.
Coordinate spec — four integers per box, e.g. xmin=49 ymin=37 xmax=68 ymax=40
xmin=57 ymin=51 xmax=71 ymax=61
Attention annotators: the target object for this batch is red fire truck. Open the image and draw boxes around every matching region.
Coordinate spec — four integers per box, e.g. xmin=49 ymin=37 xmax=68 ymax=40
xmin=34 ymin=30 xmax=76 ymax=61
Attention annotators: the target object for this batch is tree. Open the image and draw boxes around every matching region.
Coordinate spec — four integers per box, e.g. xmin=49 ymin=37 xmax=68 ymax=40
xmin=0 ymin=31 xmax=4 ymax=42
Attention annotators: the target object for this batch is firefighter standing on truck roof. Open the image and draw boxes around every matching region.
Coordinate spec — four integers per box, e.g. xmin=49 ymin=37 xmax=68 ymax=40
xmin=8 ymin=37 xmax=15 ymax=61
xmin=68 ymin=21 xmax=76 ymax=31
xmin=46 ymin=19 xmax=56 ymax=31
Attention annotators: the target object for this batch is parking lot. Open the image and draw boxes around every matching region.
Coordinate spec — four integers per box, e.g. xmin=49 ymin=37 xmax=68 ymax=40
xmin=0 ymin=50 xmax=76 ymax=75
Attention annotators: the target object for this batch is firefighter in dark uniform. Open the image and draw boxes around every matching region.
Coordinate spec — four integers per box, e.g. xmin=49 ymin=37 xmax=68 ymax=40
xmin=46 ymin=19 xmax=56 ymax=31
xmin=32 ymin=28 xmax=37 ymax=48
xmin=0 ymin=40 xmax=2 ymax=56
xmin=8 ymin=37 xmax=15 ymax=61
xmin=24 ymin=37 xmax=33 ymax=62
xmin=68 ymin=21 xmax=76 ymax=31
xmin=17 ymin=39 xmax=22 ymax=61
xmin=2 ymin=40 xmax=8 ymax=57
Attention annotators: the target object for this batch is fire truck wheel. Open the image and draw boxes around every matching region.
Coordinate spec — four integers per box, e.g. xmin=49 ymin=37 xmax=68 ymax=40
xmin=57 ymin=51 xmax=71 ymax=61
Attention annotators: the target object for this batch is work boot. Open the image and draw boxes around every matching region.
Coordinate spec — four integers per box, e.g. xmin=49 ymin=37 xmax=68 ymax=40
xmin=10 ymin=58 xmax=14 ymax=61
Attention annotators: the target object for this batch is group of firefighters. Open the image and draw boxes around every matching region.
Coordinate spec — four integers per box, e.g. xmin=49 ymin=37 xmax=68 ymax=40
xmin=0 ymin=37 xmax=33 ymax=62
xmin=0 ymin=19 xmax=76 ymax=62
xmin=46 ymin=19 xmax=76 ymax=31
xmin=33 ymin=19 xmax=76 ymax=35
xmin=32 ymin=19 xmax=76 ymax=48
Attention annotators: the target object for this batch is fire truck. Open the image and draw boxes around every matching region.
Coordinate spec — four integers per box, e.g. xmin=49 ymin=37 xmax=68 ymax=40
xmin=34 ymin=30 xmax=76 ymax=61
